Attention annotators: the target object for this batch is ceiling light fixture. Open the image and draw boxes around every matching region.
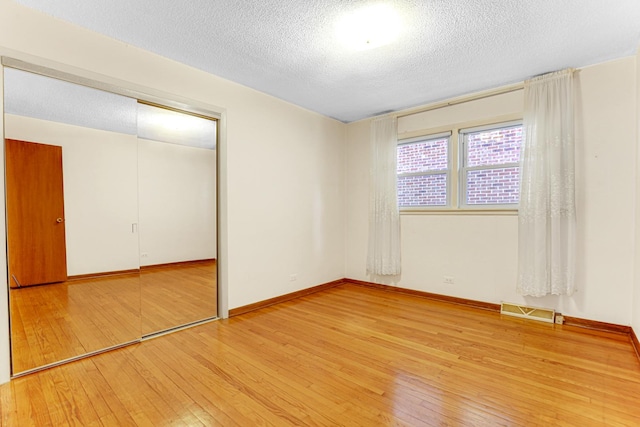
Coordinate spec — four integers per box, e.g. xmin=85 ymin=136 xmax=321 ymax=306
xmin=336 ymin=4 xmax=402 ymax=51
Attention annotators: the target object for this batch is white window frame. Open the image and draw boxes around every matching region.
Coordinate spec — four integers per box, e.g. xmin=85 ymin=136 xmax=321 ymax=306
xmin=458 ymin=120 xmax=523 ymax=210
xmin=397 ymin=131 xmax=452 ymax=209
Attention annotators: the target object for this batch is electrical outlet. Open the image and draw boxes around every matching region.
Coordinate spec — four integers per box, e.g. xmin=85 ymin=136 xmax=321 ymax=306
xmin=443 ymin=276 xmax=454 ymax=285
xmin=140 ymin=252 xmax=148 ymax=258
xmin=289 ymin=274 xmax=297 ymax=282
xmin=555 ymin=314 xmax=564 ymax=325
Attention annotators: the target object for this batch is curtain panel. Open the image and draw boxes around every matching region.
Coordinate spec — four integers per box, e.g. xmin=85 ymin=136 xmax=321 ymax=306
xmin=517 ymin=69 xmax=576 ymax=297
xmin=366 ymin=116 xmax=401 ymax=277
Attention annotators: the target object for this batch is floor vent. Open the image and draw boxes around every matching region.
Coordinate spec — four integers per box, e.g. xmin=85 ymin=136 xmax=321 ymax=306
xmin=500 ymin=302 xmax=555 ymax=324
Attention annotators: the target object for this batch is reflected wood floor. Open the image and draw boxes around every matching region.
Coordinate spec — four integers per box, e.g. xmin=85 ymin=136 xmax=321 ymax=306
xmin=2 ymin=283 xmax=639 ymax=426
xmin=141 ymin=260 xmax=217 ymax=336
xmin=10 ymin=260 xmax=217 ymax=375
xmin=9 ymin=273 xmax=140 ymax=374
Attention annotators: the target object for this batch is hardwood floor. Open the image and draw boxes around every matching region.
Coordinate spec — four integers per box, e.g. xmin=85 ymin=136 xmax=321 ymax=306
xmin=141 ymin=260 xmax=217 ymax=336
xmin=10 ymin=260 xmax=217 ymax=375
xmin=2 ymin=283 xmax=639 ymax=426
xmin=9 ymin=273 xmax=140 ymax=375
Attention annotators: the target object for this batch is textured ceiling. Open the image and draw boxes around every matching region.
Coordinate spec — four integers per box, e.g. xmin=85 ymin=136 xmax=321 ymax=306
xmin=5 ymin=68 xmax=217 ymax=149
xmin=4 ymin=68 xmax=137 ymax=135
xmin=12 ymin=0 xmax=640 ymax=123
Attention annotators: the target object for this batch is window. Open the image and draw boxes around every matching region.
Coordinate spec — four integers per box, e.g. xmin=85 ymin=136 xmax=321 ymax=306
xmin=396 ymin=121 xmax=522 ymax=210
xmin=397 ymin=132 xmax=451 ymax=207
xmin=460 ymin=122 xmax=522 ymax=207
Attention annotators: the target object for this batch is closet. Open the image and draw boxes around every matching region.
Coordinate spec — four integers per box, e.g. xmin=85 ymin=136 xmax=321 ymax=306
xmin=3 ymin=66 xmax=218 ymax=376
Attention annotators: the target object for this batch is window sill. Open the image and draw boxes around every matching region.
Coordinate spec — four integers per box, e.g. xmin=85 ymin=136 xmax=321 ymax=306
xmin=400 ymin=208 xmax=518 ymax=216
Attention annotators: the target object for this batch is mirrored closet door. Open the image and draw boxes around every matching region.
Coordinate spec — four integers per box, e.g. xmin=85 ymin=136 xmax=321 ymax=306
xmin=4 ymin=67 xmax=218 ymax=376
xmin=137 ymin=102 xmax=218 ymax=335
xmin=4 ymin=69 xmax=141 ymax=375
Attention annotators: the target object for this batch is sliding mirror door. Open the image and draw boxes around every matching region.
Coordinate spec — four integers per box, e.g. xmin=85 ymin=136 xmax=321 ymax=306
xmin=4 ymin=66 xmax=219 ymax=374
xmin=4 ymin=68 xmax=141 ymax=375
xmin=137 ymin=103 xmax=218 ymax=335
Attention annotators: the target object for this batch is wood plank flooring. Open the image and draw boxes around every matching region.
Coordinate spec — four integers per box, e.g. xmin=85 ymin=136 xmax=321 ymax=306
xmin=2 ymin=283 xmax=639 ymax=426
xmin=9 ymin=273 xmax=140 ymax=375
xmin=141 ymin=260 xmax=217 ymax=335
xmin=10 ymin=260 xmax=217 ymax=375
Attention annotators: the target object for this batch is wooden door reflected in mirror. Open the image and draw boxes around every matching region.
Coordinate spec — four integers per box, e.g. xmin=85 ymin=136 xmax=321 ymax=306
xmin=5 ymin=139 xmax=68 ymax=288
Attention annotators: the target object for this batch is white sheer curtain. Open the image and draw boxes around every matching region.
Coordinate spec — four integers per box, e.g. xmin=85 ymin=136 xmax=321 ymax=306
xmin=366 ymin=116 xmax=401 ymax=277
xmin=518 ymin=69 xmax=576 ymax=297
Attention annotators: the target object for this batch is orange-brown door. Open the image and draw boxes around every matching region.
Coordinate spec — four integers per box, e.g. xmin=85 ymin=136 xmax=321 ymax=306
xmin=5 ymin=139 xmax=68 ymax=287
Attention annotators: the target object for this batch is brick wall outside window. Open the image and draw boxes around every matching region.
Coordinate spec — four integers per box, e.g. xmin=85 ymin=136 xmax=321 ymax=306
xmin=397 ymin=137 xmax=448 ymax=206
xmin=398 ymin=174 xmax=447 ymax=207
xmin=466 ymin=167 xmax=519 ymax=204
xmin=396 ymin=124 xmax=522 ymax=208
xmin=464 ymin=126 xmax=522 ymax=205
xmin=397 ymin=138 xmax=447 ymax=173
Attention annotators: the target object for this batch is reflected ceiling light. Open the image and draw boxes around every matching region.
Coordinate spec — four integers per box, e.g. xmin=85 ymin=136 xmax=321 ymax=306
xmin=336 ymin=4 xmax=402 ymax=50
xmin=144 ymin=107 xmax=204 ymax=132
xmin=137 ymin=103 xmax=216 ymax=149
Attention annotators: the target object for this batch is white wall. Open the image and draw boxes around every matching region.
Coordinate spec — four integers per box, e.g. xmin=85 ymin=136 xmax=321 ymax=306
xmin=0 ymin=0 xmax=346 ymax=383
xmin=4 ymin=116 xmax=218 ymax=272
xmin=346 ymin=57 xmax=638 ymax=327
xmin=397 ymin=90 xmax=524 ymax=135
xmin=138 ymin=138 xmax=216 ymax=266
xmin=5 ymin=114 xmax=139 ymax=276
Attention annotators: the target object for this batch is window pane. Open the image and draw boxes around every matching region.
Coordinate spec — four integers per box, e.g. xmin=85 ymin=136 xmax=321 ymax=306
xmin=398 ymin=174 xmax=447 ymax=207
xmin=466 ymin=126 xmax=522 ymax=167
xmin=466 ymin=167 xmax=519 ymax=205
xmin=397 ymin=137 xmax=448 ymax=174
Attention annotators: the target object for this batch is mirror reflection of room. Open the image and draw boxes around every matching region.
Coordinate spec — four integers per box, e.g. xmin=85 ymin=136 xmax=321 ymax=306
xmin=4 ymin=69 xmax=140 ymax=374
xmin=137 ymin=102 xmax=217 ymax=335
xmin=3 ymin=68 xmax=217 ymax=376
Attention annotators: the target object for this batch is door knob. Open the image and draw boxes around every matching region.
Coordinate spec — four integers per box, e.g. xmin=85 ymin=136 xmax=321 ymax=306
xmin=56 ymin=218 xmax=63 ymax=223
